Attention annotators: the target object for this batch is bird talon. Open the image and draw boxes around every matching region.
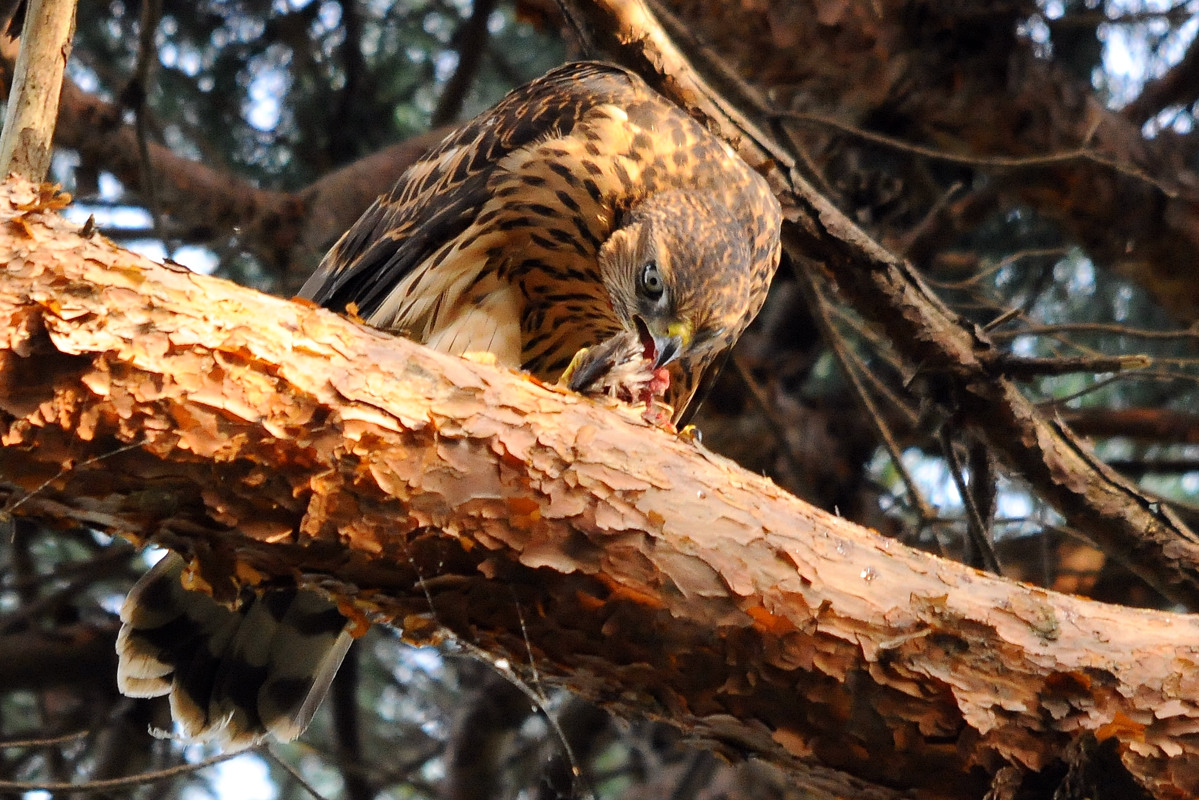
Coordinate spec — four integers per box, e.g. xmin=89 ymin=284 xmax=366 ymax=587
xmin=639 ymin=401 xmax=677 ymax=431
xmin=460 ymin=350 xmax=499 ymax=366
xmin=558 ymin=346 xmax=593 ymax=388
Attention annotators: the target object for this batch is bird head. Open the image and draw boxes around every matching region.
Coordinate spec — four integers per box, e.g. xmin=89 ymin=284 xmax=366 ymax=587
xmin=598 ymin=189 xmax=753 ymax=369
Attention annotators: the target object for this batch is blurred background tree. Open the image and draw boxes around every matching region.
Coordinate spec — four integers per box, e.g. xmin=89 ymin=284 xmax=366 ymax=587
xmin=2 ymin=0 xmax=1198 ymax=798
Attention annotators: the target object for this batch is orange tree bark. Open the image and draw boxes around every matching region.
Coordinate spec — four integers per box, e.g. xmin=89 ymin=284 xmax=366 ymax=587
xmin=559 ymin=0 xmax=1199 ymax=611
xmin=3 ymin=181 xmax=1199 ymax=799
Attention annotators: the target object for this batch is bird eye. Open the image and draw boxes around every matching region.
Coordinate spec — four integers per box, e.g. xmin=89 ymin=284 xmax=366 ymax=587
xmin=639 ymin=261 xmax=665 ymax=301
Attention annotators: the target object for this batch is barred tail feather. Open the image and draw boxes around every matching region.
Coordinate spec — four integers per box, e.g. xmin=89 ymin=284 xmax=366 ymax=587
xmin=117 ymin=553 xmax=352 ymax=750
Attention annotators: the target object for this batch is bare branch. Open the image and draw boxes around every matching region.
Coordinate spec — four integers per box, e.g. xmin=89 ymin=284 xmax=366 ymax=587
xmin=431 ymin=0 xmax=499 ymax=126
xmin=0 ymin=0 xmax=76 ymax=179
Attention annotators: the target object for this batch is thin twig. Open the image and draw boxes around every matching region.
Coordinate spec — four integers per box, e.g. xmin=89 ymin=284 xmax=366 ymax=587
xmin=728 ymin=352 xmax=814 ymax=482
xmin=3 ymin=439 xmax=146 ymax=517
xmin=996 ymin=353 xmax=1152 ymax=379
xmin=991 ymin=322 xmax=1199 ymax=341
xmin=777 ymin=109 xmax=1181 ymax=198
xmin=266 ymin=746 xmax=337 ymax=800
xmin=939 ymin=430 xmax=1003 ymax=574
xmin=923 ymin=247 xmax=1070 ymax=290
xmin=792 ymin=257 xmax=936 ymax=522
xmin=400 ymin=538 xmax=596 ymax=800
xmin=0 ymin=750 xmax=248 ymax=792
xmin=130 ymin=0 xmax=167 ymax=247
xmin=0 ymin=730 xmax=89 ymax=748
xmin=894 ymin=181 xmax=965 ymax=258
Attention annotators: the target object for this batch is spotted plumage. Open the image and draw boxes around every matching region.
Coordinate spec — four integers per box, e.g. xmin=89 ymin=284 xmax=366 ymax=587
xmin=303 ymin=60 xmax=781 ymax=419
xmin=116 ymin=61 xmax=781 ymax=751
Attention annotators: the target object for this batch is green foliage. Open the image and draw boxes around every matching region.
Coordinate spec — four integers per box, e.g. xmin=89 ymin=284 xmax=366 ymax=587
xmin=72 ymin=0 xmax=564 ymax=190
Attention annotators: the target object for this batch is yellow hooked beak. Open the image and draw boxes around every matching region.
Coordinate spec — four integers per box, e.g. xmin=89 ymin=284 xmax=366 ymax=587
xmin=650 ymin=319 xmax=693 ymax=369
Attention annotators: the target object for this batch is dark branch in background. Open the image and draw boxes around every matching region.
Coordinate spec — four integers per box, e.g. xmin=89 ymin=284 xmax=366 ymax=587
xmin=125 ymin=0 xmax=165 ymax=249
xmin=329 ymin=0 xmax=367 ymax=165
xmin=991 ymin=322 xmax=1199 ymax=342
xmin=0 ymin=624 xmax=120 ymax=690
xmin=1122 ymin=28 xmax=1199 ymax=126
xmin=0 ymin=0 xmax=23 ymax=37
xmin=431 ymin=0 xmax=499 ymax=126
xmin=554 ymin=0 xmax=1199 ymax=609
xmin=330 ymin=647 xmax=372 ymax=800
xmin=443 ymin=668 xmax=538 ymax=800
xmin=938 ymin=429 xmax=1001 ymax=573
xmin=1108 ymin=459 xmax=1199 ymax=476
xmin=1066 ymin=408 xmax=1199 ymax=443
xmin=791 ymin=256 xmax=935 ymax=522
xmin=995 ymin=353 xmax=1152 ymax=378
xmin=534 ymin=698 xmax=609 ymax=800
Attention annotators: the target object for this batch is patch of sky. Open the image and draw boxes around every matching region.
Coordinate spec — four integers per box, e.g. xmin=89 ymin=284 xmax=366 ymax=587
xmin=317 ymin=0 xmax=342 ymax=31
xmin=245 ymin=56 xmax=291 ymax=132
xmin=315 ymin=2 xmax=346 ymax=62
xmin=1095 ymin=436 xmax=1135 ymax=462
xmin=65 ymin=60 xmax=100 ymax=94
xmin=1105 ymin=1 xmax=1199 ymax=125
xmin=1010 ymin=334 xmax=1038 ymax=356
xmin=159 ymin=36 xmax=204 ymax=79
xmin=1113 ymin=283 xmax=1134 ymax=321
xmin=488 ymin=8 xmax=505 ymax=34
xmin=902 ymin=447 xmax=960 ymax=510
xmin=435 ymin=50 xmax=460 ymax=82
xmin=60 ymin=171 xmax=220 ymax=275
xmin=868 ymin=448 xmax=1041 ymax=542
xmin=182 ymin=752 xmax=277 ymax=800
xmin=273 ymin=0 xmax=317 ymax=12
xmin=1018 ymin=9 xmax=1053 ymax=58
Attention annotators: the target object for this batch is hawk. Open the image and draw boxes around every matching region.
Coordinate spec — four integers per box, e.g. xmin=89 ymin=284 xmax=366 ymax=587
xmin=116 ymin=61 xmax=782 ymax=749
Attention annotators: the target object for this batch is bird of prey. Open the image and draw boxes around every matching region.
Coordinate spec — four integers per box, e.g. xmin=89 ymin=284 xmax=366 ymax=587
xmin=116 ymin=61 xmax=782 ymax=749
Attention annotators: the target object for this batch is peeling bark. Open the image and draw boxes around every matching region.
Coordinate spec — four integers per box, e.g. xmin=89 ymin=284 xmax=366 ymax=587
xmin=558 ymin=0 xmax=1199 ymax=613
xmin=2 ymin=179 xmax=1199 ymax=798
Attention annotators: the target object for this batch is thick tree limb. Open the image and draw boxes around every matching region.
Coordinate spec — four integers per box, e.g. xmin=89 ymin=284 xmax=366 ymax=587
xmin=3 ymin=181 xmax=1199 ymax=798
xmin=557 ymin=0 xmax=1199 ymax=611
